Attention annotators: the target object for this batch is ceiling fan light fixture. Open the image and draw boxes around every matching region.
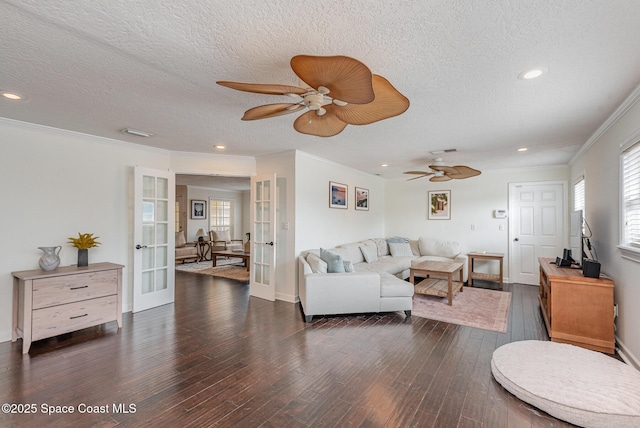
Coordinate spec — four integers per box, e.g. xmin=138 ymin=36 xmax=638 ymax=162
xmin=332 ymin=99 xmax=348 ymax=106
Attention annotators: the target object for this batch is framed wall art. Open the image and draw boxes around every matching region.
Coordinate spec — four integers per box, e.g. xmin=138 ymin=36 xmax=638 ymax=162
xmin=355 ymin=187 xmax=369 ymax=211
xmin=191 ymin=199 xmax=207 ymax=219
xmin=329 ymin=181 xmax=348 ymax=209
xmin=428 ymin=190 xmax=451 ymax=220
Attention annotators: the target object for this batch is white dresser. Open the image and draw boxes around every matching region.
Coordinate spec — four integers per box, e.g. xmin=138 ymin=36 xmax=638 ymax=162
xmin=12 ymin=262 xmax=124 ymax=354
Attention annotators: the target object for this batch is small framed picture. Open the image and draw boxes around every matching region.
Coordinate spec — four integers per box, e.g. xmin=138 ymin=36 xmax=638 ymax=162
xmin=329 ymin=181 xmax=348 ymax=209
xmin=355 ymin=187 xmax=369 ymax=211
xmin=428 ymin=190 xmax=451 ymax=220
xmin=191 ymin=200 xmax=207 ymax=219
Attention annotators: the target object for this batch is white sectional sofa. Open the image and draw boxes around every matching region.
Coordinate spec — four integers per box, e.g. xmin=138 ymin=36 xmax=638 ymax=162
xmin=298 ymin=237 xmax=468 ymax=322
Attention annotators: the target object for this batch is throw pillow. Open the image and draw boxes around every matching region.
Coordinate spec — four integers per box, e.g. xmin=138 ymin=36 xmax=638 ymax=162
xmin=373 ymin=238 xmax=390 ymax=257
xmin=387 ymin=236 xmax=408 ymax=244
xmin=213 ymin=230 xmax=231 ymax=243
xmin=307 ymin=253 xmax=328 ymax=273
xmin=343 ymin=260 xmax=356 ymax=272
xmin=389 ymin=242 xmax=414 ymax=257
xmin=175 ymin=231 xmax=187 ymax=248
xmin=360 ymin=244 xmax=378 ymax=263
xmin=320 ymin=248 xmax=346 ymax=273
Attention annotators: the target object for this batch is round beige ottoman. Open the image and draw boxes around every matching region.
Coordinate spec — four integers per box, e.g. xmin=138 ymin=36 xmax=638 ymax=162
xmin=491 ymin=340 xmax=640 ymax=428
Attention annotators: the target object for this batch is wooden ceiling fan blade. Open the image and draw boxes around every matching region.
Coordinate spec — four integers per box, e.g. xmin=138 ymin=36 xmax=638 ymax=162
xmin=293 ymin=105 xmax=348 ymax=137
xmin=404 ymin=171 xmax=433 ymax=181
xmin=241 ymin=103 xmax=305 ymax=121
xmin=334 ymin=75 xmax=409 ymax=125
xmin=430 ymin=175 xmax=452 ymax=182
xmin=447 ymin=166 xmax=482 ymax=179
xmin=217 ymin=81 xmax=308 ymax=96
xmin=290 ymin=55 xmax=375 ymax=104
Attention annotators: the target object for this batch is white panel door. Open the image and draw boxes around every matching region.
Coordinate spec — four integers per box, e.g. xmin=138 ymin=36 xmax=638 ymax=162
xmin=509 ymin=182 xmax=566 ymax=285
xmin=250 ymin=173 xmax=276 ymax=301
xmin=133 ymin=166 xmax=175 ymax=312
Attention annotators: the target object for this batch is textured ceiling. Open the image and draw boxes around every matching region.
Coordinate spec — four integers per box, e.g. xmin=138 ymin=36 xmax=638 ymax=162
xmin=2 ymin=0 xmax=640 ymax=179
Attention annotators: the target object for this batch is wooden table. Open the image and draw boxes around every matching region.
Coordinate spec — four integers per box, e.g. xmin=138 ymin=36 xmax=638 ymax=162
xmin=212 ymin=250 xmax=250 ymax=271
xmin=410 ymin=260 xmax=464 ymax=305
xmin=468 ymin=252 xmax=504 ymax=290
xmin=196 ymin=241 xmax=211 ymax=262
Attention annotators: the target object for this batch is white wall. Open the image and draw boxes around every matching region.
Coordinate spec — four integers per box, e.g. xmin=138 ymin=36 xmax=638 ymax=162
xmin=385 ymin=167 xmax=570 ymax=280
xmin=295 ymin=151 xmax=386 ymax=253
xmin=255 ymin=151 xmax=297 ymax=302
xmin=0 ymin=118 xmax=256 ymax=342
xmin=0 ymin=119 xmax=168 ymax=340
xmin=570 ymin=86 xmax=640 ymax=368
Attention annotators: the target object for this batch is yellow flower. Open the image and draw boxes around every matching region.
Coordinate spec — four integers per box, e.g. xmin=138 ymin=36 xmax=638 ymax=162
xmin=67 ymin=233 xmax=102 ymax=250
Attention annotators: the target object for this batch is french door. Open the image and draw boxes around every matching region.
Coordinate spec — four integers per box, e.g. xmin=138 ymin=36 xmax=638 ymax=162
xmin=250 ymin=173 xmax=276 ymax=301
xmin=133 ymin=166 xmax=176 ymax=312
xmin=509 ymin=181 xmax=566 ymax=285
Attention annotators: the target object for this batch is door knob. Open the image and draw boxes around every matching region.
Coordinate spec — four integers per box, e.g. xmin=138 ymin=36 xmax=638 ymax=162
xmin=135 ymin=244 xmax=148 ymax=250
xmin=514 ymin=238 xmax=519 ymax=242
xmin=265 ymin=242 xmax=274 ymax=246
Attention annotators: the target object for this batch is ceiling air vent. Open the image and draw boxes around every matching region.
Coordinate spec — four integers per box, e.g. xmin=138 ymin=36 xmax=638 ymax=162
xmin=430 ymin=148 xmax=457 ymax=155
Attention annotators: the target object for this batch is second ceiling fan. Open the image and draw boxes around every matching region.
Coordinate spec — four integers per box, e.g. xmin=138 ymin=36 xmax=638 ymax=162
xmin=217 ymin=55 xmax=409 ymax=137
xmin=404 ymin=158 xmax=481 ymax=182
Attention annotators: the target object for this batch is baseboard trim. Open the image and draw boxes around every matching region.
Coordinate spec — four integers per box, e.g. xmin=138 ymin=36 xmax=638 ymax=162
xmin=616 ymin=336 xmax=640 ymax=370
xmin=276 ymin=292 xmax=298 ymax=303
xmin=0 ymin=330 xmax=12 ymax=344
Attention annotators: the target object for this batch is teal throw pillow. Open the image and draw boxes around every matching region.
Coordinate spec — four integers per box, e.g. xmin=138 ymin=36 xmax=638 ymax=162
xmin=320 ymin=248 xmax=346 ymax=273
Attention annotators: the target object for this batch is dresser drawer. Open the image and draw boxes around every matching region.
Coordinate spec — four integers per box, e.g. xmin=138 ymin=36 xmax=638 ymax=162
xmin=32 ymin=295 xmax=118 ymax=341
xmin=32 ymin=270 xmax=118 ymax=309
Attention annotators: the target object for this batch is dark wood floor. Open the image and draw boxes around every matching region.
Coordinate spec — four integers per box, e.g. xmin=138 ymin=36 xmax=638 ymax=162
xmin=0 ymin=274 xmax=577 ymax=427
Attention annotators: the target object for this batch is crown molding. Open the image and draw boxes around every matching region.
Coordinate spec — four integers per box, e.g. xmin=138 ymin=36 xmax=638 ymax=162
xmin=569 ymin=83 xmax=640 ymax=166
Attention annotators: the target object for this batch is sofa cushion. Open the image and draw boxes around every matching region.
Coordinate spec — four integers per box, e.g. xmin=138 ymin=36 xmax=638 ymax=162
xmin=213 ymin=230 xmax=231 ymax=243
xmin=175 ymin=231 xmax=187 ymax=248
xmin=338 ymin=242 xmax=366 ymax=264
xmin=418 ymin=237 xmax=461 ymax=258
xmin=367 ymin=255 xmax=412 ymax=275
xmin=307 ymin=253 xmax=328 ymax=273
xmin=320 ymin=248 xmax=345 ymax=273
xmin=380 ymin=273 xmax=414 ymax=297
xmin=389 ymin=242 xmax=414 ymax=257
xmin=360 ymin=245 xmax=379 ymax=263
xmin=372 ymin=238 xmax=390 ymax=257
xmin=408 ymin=239 xmax=420 ymax=256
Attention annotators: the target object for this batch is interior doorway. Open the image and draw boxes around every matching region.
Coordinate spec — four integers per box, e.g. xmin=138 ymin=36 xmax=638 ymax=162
xmin=508 ymin=181 xmax=567 ymax=285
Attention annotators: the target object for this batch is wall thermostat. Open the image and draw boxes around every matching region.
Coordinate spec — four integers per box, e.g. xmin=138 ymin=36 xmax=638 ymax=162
xmin=494 ymin=209 xmax=508 ymax=219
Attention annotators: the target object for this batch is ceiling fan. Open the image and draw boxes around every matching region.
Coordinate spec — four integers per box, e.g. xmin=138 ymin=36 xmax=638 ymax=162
xmin=404 ymin=158 xmax=481 ymax=182
xmin=217 ymin=55 xmax=409 ymax=137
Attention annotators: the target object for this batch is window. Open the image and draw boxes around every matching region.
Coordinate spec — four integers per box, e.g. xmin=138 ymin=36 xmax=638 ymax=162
xmin=622 ymin=141 xmax=640 ymax=248
xmin=209 ymin=200 xmax=233 ymax=235
xmin=573 ymin=176 xmax=585 ymax=214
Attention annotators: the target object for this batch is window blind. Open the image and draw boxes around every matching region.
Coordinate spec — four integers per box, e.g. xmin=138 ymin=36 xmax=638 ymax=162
xmin=623 ymin=141 xmax=640 ymax=247
xmin=574 ymin=177 xmax=585 ymax=213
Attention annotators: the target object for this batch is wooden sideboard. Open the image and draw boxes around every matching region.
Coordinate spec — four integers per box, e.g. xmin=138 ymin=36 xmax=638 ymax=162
xmin=12 ymin=262 xmax=124 ymax=354
xmin=538 ymin=257 xmax=614 ymax=354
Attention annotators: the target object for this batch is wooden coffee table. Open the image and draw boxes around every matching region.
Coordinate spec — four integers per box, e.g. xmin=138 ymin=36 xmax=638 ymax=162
xmin=211 ymin=250 xmax=250 ymax=271
xmin=410 ymin=260 xmax=464 ymax=305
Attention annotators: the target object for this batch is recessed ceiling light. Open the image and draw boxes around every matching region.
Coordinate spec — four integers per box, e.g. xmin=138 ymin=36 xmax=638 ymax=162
xmin=1 ymin=91 xmax=25 ymax=100
xmin=381 ymin=164 xmax=389 ymax=167
xmin=518 ymin=67 xmax=548 ymax=80
xmin=214 ymin=145 xmax=226 ymax=150
xmin=518 ymin=147 xmax=528 ymax=152
xmin=120 ymin=128 xmax=153 ymax=138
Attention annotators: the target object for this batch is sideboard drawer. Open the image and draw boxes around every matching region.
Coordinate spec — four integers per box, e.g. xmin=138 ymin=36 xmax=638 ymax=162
xmin=32 ymin=270 xmax=118 ymax=309
xmin=32 ymin=295 xmax=118 ymax=341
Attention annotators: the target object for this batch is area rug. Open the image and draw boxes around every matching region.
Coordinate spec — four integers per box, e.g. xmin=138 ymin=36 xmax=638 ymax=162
xmin=412 ymin=287 xmax=511 ymax=333
xmin=195 ymin=265 xmax=249 ymax=282
xmin=175 ymin=258 xmax=244 ymax=273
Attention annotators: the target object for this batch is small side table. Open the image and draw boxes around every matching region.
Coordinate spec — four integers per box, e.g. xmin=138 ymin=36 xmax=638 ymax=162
xmin=468 ymin=252 xmax=504 ymax=290
xmin=196 ymin=241 xmax=211 ymax=262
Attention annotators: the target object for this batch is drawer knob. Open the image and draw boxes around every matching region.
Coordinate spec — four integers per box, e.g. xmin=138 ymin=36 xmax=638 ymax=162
xmin=70 ymin=314 xmax=88 ymax=319
xmin=69 ymin=285 xmax=89 ymax=290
